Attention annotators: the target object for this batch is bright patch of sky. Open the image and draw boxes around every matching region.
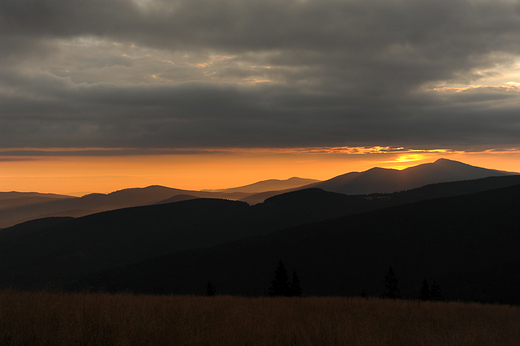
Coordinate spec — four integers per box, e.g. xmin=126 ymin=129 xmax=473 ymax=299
xmin=427 ymin=58 xmax=520 ymax=93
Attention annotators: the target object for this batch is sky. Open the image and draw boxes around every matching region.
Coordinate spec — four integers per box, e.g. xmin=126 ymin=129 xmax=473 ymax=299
xmin=2 ymin=0 xmax=520 ymax=195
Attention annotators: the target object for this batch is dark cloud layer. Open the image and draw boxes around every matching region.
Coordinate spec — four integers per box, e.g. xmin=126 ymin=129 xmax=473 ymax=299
xmin=1 ymin=0 xmax=520 ymax=149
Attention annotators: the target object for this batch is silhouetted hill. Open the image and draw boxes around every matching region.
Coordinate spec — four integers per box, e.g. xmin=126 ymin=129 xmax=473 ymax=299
xmin=311 ymin=158 xmax=514 ymax=194
xmin=0 ymin=178 xmax=321 ymax=227
xmin=75 ymin=183 xmax=520 ymax=304
xmin=206 ymin=177 xmax=320 ymax=194
xmin=3 ymin=159 xmax=513 ymax=226
xmin=239 ymin=189 xmax=297 ymax=205
xmin=0 ymin=189 xmax=388 ymax=289
xmin=0 ymin=199 xmax=249 ymax=288
xmin=0 ymin=185 xmax=251 ymax=228
xmin=154 ymin=194 xmax=200 ymax=204
xmin=241 ymin=169 xmax=520 ymax=205
xmin=0 ymin=192 xmax=72 ymax=202
xmin=1 ymin=183 xmax=422 ymax=290
xmin=0 ymin=196 xmax=71 ymax=211
xmin=389 ymin=174 xmax=520 ymax=202
xmin=0 ymin=217 xmax=74 ymax=241
xmin=0 ymin=192 xmax=73 ymax=216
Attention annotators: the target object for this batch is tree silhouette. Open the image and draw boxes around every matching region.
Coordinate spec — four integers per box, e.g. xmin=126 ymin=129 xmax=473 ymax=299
xmin=429 ymin=281 xmax=442 ymax=301
xmin=268 ymin=260 xmax=292 ymax=297
xmin=381 ymin=267 xmax=401 ymax=299
xmin=206 ymin=281 xmax=216 ymax=296
xmin=291 ymin=268 xmax=303 ymax=297
xmin=419 ymin=278 xmax=431 ymax=301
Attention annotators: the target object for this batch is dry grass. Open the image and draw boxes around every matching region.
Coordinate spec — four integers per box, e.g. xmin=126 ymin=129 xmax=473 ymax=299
xmin=0 ymin=290 xmax=519 ymax=345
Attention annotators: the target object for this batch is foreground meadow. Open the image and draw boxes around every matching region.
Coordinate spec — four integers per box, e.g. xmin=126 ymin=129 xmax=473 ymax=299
xmin=0 ymin=290 xmax=519 ymax=346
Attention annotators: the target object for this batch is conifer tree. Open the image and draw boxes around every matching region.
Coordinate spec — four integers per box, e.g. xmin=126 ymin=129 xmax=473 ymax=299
xmin=381 ymin=266 xmax=401 ymax=299
xmin=290 ymin=269 xmax=303 ymax=297
xmin=206 ymin=281 xmax=216 ymax=296
xmin=429 ymin=281 xmax=443 ymax=301
xmin=419 ymin=278 xmax=431 ymax=301
xmin=268 ymin=260 xmax=292 ymax=297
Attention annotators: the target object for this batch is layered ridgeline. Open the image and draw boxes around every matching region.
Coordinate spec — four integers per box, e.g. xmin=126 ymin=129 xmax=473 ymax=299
xmin=1 ymin=159 xmax=513 ymax=228
xmin=0 ymin=192 xmax=74 ymax=225
xmin=203 ymin=177 xmax=319 ymax=194
xmin=0 ymin=192 xmax=72 ymax=207
xmin=0 ymin=178 xmax=317 ymax=228
xmin=1 ymin=172 xmax=520 ymax=298
xmin=239 ymin=158 xmax=515 ymax=204
xmin=313 ymin=158 xmax=515 ymax=194
xmin=0 ymin=189 xmax=388 ymax=289
xmin=74 ymin=181 xmax=520 ymax=304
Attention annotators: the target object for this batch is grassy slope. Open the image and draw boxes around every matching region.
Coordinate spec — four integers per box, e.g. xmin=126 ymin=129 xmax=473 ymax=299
xmin=0 ymin=291 xmax=519 ymax=346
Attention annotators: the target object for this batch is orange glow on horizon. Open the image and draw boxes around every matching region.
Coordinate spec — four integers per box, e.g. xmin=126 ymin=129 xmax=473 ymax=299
xmin=1 ymin=147 xmax=520 ymax=196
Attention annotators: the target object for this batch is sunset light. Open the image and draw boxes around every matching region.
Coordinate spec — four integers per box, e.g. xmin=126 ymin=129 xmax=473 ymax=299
xmin=2 ymin=147 xmax=520 ymax=196
xmin=2 ymin=1 xmax=520 ymax=338
xmin=2 ymin=0 xmax=520 ymax=194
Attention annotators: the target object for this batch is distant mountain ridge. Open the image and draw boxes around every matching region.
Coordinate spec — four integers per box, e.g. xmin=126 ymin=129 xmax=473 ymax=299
xmin=0 ymin=179 xmax=315 ymax=228
xmin=204 ymin=177 xmax=320 ymax=194
xmin=0 ymin=191 xmax=73 ymax=201
xmin=0 ymin=185 xmax=251 ymax=228
xmin=311 ymin=158 xmax=515 ymax=195
xmin=0 ymin=159 xmax=516 ymax=227
xmin=0 ymin=192 xmax=73 ymax=211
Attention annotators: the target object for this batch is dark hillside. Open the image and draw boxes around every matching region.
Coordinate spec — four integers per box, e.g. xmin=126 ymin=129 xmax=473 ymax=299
xmin=0 ymin=190 xmax=385 ymax=289
xmin=385 ymin=174 xmax=520 ymax=203
xmin=76 ymin=183 xmax=520 ymax=304
xmin=0 ymin=186 xmax=251 ymax=228
xmin=154 ymin=194 xmax=199 ymax=204
xmin=0 ymin=217 xmax=74 ymax=241
xmin=0 ymin=186 xmax=185 ymax=228
xmin=0 ymin=199 xmax=248 ymax=288
xmin=230 ymin=188 xmax=387 ymax=234
xmin=4 ymin=175 xmax=520 ymax=296
xmin=241 ymin=173 xmax=520 ymax=205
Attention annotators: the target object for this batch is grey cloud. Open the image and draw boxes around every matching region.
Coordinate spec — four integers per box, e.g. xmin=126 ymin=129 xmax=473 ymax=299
xmin=2 ymin=79 xmax=519 ymax=149
xmin=1 ymin=0 xmax=520 ymax=150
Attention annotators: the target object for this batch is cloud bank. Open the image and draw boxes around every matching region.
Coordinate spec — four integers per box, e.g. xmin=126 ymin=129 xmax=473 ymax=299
xmin=1 ymin=0 xmax=520 ymax=149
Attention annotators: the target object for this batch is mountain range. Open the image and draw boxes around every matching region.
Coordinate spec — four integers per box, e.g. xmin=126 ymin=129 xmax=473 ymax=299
xmin=237 ymin=158 xmax=515 ymax=204
xmin=0 ymin=159 xmax=512 ymax=228
xmin=0 ymin=158 xmax=519 ymax=304
xmin=203 ymin=177 xmax=319 ymax=193
xmin=305 ymin=158 xmax=513 ymax=194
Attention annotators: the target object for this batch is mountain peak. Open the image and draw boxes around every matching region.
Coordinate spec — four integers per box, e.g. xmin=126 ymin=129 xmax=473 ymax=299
xmin=314 ymin=159 xmax=513 ymax=195
xmin=433 ymin=158 xmax=466 ymax=165
xmin=365 ymin=166 xmax=395 ymax=172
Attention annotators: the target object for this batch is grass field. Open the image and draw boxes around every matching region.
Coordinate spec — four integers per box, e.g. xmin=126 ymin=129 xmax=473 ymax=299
xmin=0 ymin=290 xmax=519 ymax=345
